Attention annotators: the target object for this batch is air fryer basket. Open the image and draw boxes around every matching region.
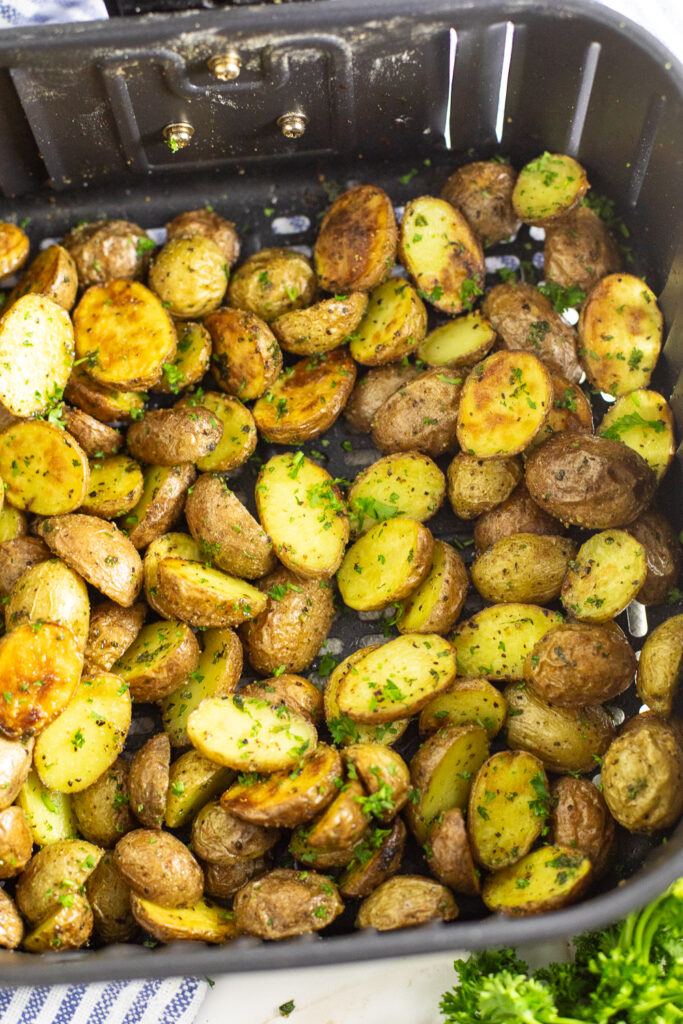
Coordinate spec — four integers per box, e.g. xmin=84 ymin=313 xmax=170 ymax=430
xmin=0 ymin=0 xmax=681 ymax=985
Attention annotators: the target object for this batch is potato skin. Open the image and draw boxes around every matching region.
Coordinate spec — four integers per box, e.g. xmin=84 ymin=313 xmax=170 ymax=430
xmin=544 ymin=205 xmax=620 ymax=291
xmin=191 ymin=801 xmax=280 ymax=865
xmin=241 ymin=675 xmax=323 ymax=725
xmin=23 ymin=895 xmax=93 ymax=952
xmin=356 ymin=875 xmax=457 ymax=931
xmin=549 ymin=777 xmax=616 ymax=879
xmin=0 ymin=536 xmax=50 ymax=599
xmin=148 ymin=237 xmax=228 ymax=320
xmin=637 ymin=614 xmax=683 ymax=717
xmin=338 ymin=818 xmax=406 ymax=898
xmin=84 ymin=600 xmax=145 ymax=673
xmin=0 ymin=735 xmax=34 ymax=811
xmin=524 ymin=622 xmax=636 ymax=707
xmin=228 ymin=247 xmax=316 ymax=323
xmin=127 ymin=464 xmax=196 ymax=550
xmin=114 ymin=828 xmax=203 ymax=908
xmin=447 ymin=453 xmax=522 ymax=520
xmin=273 ymin=292 xmax=368 ymax=356
xmin=626 ymin=508 xmax=682 ymax=606
xmin=441 ymin=161 xmax=520 ymax=245
xmin=0 ymin=888 xmax=24 ymax=949
xmin=371 ymin=368 xmax=463 ymax=457
xmin=426 ymin=807 xmax=480 ymax=895
xmin=203 ymin=856 xmax=269 ymax=900
xmin=63 ymin=219 xmax=151 ymax=287
xmin=72 ymin=757 xmax=134 ymax=847
xmin=129 ymin=734 xmax=170 ymax=829
xmin=204 ymin=307 xmax=282 ymax=401
xmin=524 ymin=432 xmax=656 ymax=529
xmin=482 ymin=282 xmax=582 ymax=382
xmin=344 ymin=363 xmax=420 ymax=433
xmin=126 ymin=407 xmax=222 ymax=466
xmin=86 ymin=851 xmax=137 ymax=944
xmin=0 ymin=805 xmax=33 ymax=878
xmin=166 ymin=209 xmax=240 ymax=267
xmin=185 ymin=473 xmax=276 ymax=579
xmin=471 ymin=532 xmax=575 ymax=605
xmin=64 ymin=365 xmax=146 ymax=424
xmin=602 ymin=717 xmax=683 ymax=833
xmin=16 ymin=839 xmax=103 ymax=923
xmin=62 ymin=405 xmax=123 ymax=458
xmin=234 ymin=868 xmax=344 ymax=939
xmin=240 ymin=568 xmax=335 ymax=676
xmin=474 ymin=481 xmax=564 ymax=553
xmin=314 ymin=185 xmax=398 ymax=293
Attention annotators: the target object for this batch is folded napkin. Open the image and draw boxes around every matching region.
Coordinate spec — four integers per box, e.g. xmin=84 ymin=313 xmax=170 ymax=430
xmin=0 ymin=0 xmax=108 ymax=28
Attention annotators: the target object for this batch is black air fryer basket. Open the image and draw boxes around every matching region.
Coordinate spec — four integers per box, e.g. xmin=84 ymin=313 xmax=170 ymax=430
xmin=0 ymin=0 xmax=682 ymax=985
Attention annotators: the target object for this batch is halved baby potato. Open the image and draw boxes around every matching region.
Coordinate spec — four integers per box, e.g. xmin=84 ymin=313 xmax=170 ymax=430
xmin=528 ymin=374 xmax=593 ymax=450
xmin=598 ymin=389 xmax=674 ymax=480
xmin=6 ymin=558 xmax=90 ymax=651
xmin=0 ymin=295 xmax=74 ymax=417
xmin=81 ymin=455 xmax=144 ymax=519
xmin=113 ymin=619 xmax=200 ymax=702
xmin=6 ymin=244 xmax=78 ymax=312
xmin=418 ymin=677 xmax=508 ymax=739
xmin=339 ymin=819 xmax=406 ymax=898
xmin=342 ymin=743 xmax=410 ymax=822
xmin=457 ymin=351 xmax=552 ymax=458
xmin=314 ymin=184 xmax=398 ymax=293
xmin=398 ymin=196 xmax=485 ymax=314
xmin=291 ymin=779 xmax=369 ymax=855
xmin=336 ymin=517 xmax=434 ymax=612
xmin=0 ymin=537 xmax=50 ymax=600
xmin=164 ymin=751 xmax=234 ymax=828
xmin=17 ymin=769 xmax=77 ymax=846
xmin=636 ymin=614 xmax=683 ymax=716
xmin=64 ymin=364 xmax=146 ymax=423
xmin=512 ymin=153 xmax=589 ymax=224
xmin=126 ymin=464 xmax=196 ymax=550
xmin=272 ymin=292 xmax=368 ymax=355
xmin=468 ymin=751 xmax=548 ymax=870
xmin=228 ymin=247 xmax=316 ymax=323
xmin=447 ymin=452 xmax=523 ymax=520
xmin=324 ymin=648 xmax=409 ymax=748
xmin=148 ymin=236 xmax=228 ymax=320
xmin=482 ymin=844 xmax=592 ymax=916
xmin=397 ymin=540 xmax=468 ymax=635
xmin=126 ymin=406 xmax=222 ymax=466
xmin=451 ymin=603 xmax=563 ymax=681
xmin=154 ymin=321 xmax=211 ymax=394
xmin=371 ymin=367 xmax=463 ymax=459
xmin=426 ymin=808 xmax=480 ymax=895
xmin=0 ymin=420 xmax=89 ymax=515
xmin=176 ymin=390 xmax=257 ymax=473
xmin=349 ymin=278 xmax=427 ymax=365
xmin=578 ymin=274 xmax=663 ymax=396
xmin=417 ymin=311 xmax=497 ymax=369
xmin=204 ymin=307 xmax=282 ymax=401
xmin=347 ymin=452 xmax=445 ymax=535
xmin=131 ymin=892 xmax=236 ymax=944
xmin=62 ymin=406 xmax=123 ymax=459
xmin=561 ymin=529 xmax=646 ymax=622
xmin=155 ymin=557 xmax=267 ymax=629
xmin=73 ymin=280 xmax=176 ymax=391
xmin=0 ymin=221 xmax=29 ymax=279
xmin=356 ymin=875 xmax=458 ymax=931
xmin=185 ymin=473 xmax=276 ymax=579
xmin=470 ymin=532 xmax=576 ymax=604
xmin=0 ymin=506 xmax=26 ymax=543
xmin=143 ymin=531 xmax=202 ymax=616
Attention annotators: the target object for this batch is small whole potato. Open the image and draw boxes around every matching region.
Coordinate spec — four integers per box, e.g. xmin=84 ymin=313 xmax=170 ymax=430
xmin=470 ymin=532 xmax=575 ymax=605
xmin=549 ymin=776 xmax=616 ymax=878
xmin=114 ymin=828 xmax=203 ymax=908
xmin=191 ymin=802 xmax=280 ymax=865
xmin=129 ymin=733 xmax=170 ymax=830
xmin=166 ymin=209 xmax=240 ymax=267
xmin=228 ymin=247 xmax=316 ymax=323
xmin=626 ymin=508 xmax=682 ymax=606
xmin=0 ymin=805 xmax=33 ymax=878
xmin=524 ymin=622 xmax=636 ymax=707
xmin=474 ymin=481 xmax=564 ymax=553
xmin=72 ymin=757 xmax=134 ymax=847
xmin=371 ymin=368 xmax=463 ymax=458
xmin=126 ymin=407 xmax=222 ymax=466
xmin=441 ymin=160 xmax=520 ymax=245
xmin=62 ymin=219 xmax=151 ymax=286
xmin=87 ymin=851 xmax=138 ymax=944
xmin=447 ymin=452 xmax=522 ymax=520
xmin=233 ymin=867 xmax=343 ymax=939
xmin=601 ymin=716 xmax=683 ymax=833
xmin=544 ymin=205 xmax=620 ymax=292
xmin=356 ymin=875 xmax=458 ymax=931
xmin=148 ymin=236 xmax=228 ymax=319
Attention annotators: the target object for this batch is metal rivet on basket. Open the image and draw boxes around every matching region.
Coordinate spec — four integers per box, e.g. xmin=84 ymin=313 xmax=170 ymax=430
xmin=162 ymin=122 xmax=194 ymax=152
xmin=207 ymin=52 xmax=242 ymax=81
xmin=277 ymin=113 xmax=308 ymax=139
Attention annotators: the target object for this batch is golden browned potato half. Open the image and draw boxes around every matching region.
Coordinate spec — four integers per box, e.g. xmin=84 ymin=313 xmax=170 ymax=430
xmin=471 ymin=532 xmax=575 ymax=604
xmin=148 ymin=236 xmax=228 ymax=319
xmin=64 ymin=364 xmax=146 ymax=423
xmin=338 ymin=819 xmax=406 ymax=898
xmin=451 ymin=602 xmax=563 ymax=681
xmin=356 ymin=875 xmax=457 ymax=930
xmin=336 ymin=517 xmax=434 ymax=612
xmin=599 ymin=389 xmax=674 ymax=481
xmin=602 ymin=716 xmax=683 ymax=833
xmin=549 ymin=776 xmax=616 ymax=879
xmin=0 ymin=221 xmax=29 ymax=279
xmin=441 ymin=160 xmax=520 ymax=245
xmin=524 ymin=621 xmax=636 ymax=707
xmin=63 ymin=218 xmax=152 ymax=286
xmin=0 ymin=295 xmax=75 ymax=418
xmin=512 ymin=153 xmax=589 ymax=224
xmin=314 ymin=184 xmax=398 ymax=293
xmin=544 ymin=205 xmax=620 ymax=291
xmin=349 ymin=278 xmax=427 ymax=365
xmin=228 ymin=247 xmax=316 ymax=323
xmin=6 ymin=244 xmax=78 ymax=311
xmin=0 ymin=622 xmax=82 ymax=739
xmin=344 ymin=362 xmax=420 ymax=433
xmin=397 ymin=539 xmax=468 ymax=636
xmin=371 ymin=367 xmax=463 ymax=458
xmin=473 ymin=481 xmax=564 ymax=553
xmin=114 ymin=828 xmax=203 ymax=908
xmin=234 ymin=868 xmax=344 ymax=939
xmin=418 ymin=678 xmax=507 ymax=739
xmin=23 ymin=895 xmax=93 ymax=952
xmin=561 ymin=529 xmax=646 ymax=623
xmin=204 ymin=307 xmax=282 ymax=401
xmin=482 ymin=844 xmax=592 ymax=917
xmin=166 ymin=208 xmax=240 ymax=267
xmin=113 ymin=620 xmax=200 ymax=702
xmin=272 ymin=292 xmax=368 ymax=355
xmin=343 ymin=743 xmax=410 ymax=822
xmin=130 ymin=893 xmax=236 ymax=945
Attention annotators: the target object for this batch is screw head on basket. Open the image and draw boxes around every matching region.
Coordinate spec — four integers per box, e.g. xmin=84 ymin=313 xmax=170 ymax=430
xmin=162 ymin=122 xmax=195 ymax=152
xmin=207 ymin=52 xmax=242 ymax=81
xmin=277 ymin=113 xmax=309 ymax=139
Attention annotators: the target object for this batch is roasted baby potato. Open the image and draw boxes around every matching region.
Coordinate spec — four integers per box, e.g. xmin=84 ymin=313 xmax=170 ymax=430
xmin=468 ymin=751 xmax=548 ymax=870
xmin=343 ymin=744 xmax=410 ymax=822
xmin=290 ymin=778 xmax=369 ymax=858
xmin=177 ymin=390 xmax=257 ymax=473
xmin=356 ymin=875 xmax=457 ymax=930
xmin=0 ymin=505 xmax=26 ymax=543
xmin=0 ymin=419 xmax=88 ymax=516
xmin=528 ymin=374 xmax=593 ymax=451
xmin=81 ymin=454 xmax=144 ymax=519
xmin=203 ymin=857 xmax=269 ymax=901
xmin=441 ymin=160 xmax=520 ymax=245
xmin=578 ymin=274 xmax=663 ymax=396
xmin=549 ymin=776 xmax=616 ymax=879
xmin=599 ymin=389 xmax=675 ymax=480
xmin=17 ymin=769 xmax=77 ymax=846
xmin=482 ymin=844 xmax=592 ymax=917
xmin=561 ymin=529 xmax=646 ymax=622
xmin=0 ymin=805 xmax=33 ymax=879
xmin=148 ymin=236 xmax=228 ymax=319
xmin=473 ymin=482 xmax=565 ymax=554
xmin=143 ymin=531 xmax=202 ymax=617
xmin=203 ymin=307 xmax=282 ymax=401
xmin=447 ymin=452 xmax=522 ymax=520
xmin=398 ymin=196 xmax=485 ymax=314
xmin=33 ymin=672 xmax=131 ymax=794
xmin=407 ymin=724 xmax=489 ymax=842
xmin=221 ymin=743 xmax=342 ymax=828
xmin=72 ymin=758 xmax=134 ymax=847
xmin=6 ymin=243 xmax=78 ymax=311
xmin=23 ymin=895 xmax=93 ymax=952
xmin=397 ymin=540 xmax=468 ymax=635
xmin=337 ymin=517 xmax=434 ymax=612
xmin=371 ymin=367 xmax=463 ymax=457
xmin=253 ymin=347 xmax=356 ymax=444
xmin=0 ymin=220 xmax=29 ymax=278
xmin=86 ymin=851 xmax=137 ymax=944
xmin=192 ymin=801 xmax=279 ymax=864
xmin=234 ymin=868 xmax=344 ymax=939
xmin=272 ymin=292 xmax=368 ymax=355
xmin=16 ymin=838 xmax=103 ymax=924
xmin=154 ymin=557 xmax=267 ymax=629
xmin=126 ymin=406 xmax=222 ymax=466
xmin=5 ymin=557 xmax=89 ymax=650
xmin=113 ymin=620 xmax=200 ymax=702
xmin=471 ymin=532 xmax=575 ymax=604
xmin=228 ymin=247 xmax=316 ymax=322
xmin=126 ymin=464 xmax=196 ymax=550
xmin=0 ymin=622 xmax=83 ymax=739
xmin=62 ymin=219 xmax=152 ymax=286
xmin=73 ymin=280 xmax=176 ymax=391
xmin=241 ymin=676 xmax=323 ymax=725
xmin=426 ymin=808 xmax=480 ymax=895
xmin=166 ymin=208 xmax=240 ymax=267
xmin=0 ymin=888 xmax=24 ymax=949
xmin=84 ymin=600 xmax=145 ymax=673
xmin=62 ymin=405 xmax=123 ymax=458
xmin=314 ymin=184 xmax=397 ymax=293
xmin=324 ymin=648 xmax=409 ymax=748
xmin=0 ymin=734 xmax=34 ymax=811
xmin=419 ymin=678 xmax=508 ymax=739
xmin=347 ymin=452 xmax=445 ymax=535
xmin=482 ymin=282 xmax=582 ymax=382
xmin=338 ymin=819 xmax=406 ymax=898
xmin=544 ymin=205 xmax=620 ymax=291
xmin=129 ymin=733 xmax=170 ymax=829
xmin=164 ymin=750 xmax=234 ymax=829
xmin=636 ymin=614 xmax=683 ymax=716
xmin=451 ymin=603 xmax=563 ymax=681
xmin=155 ymin=321 xmax=211 ymax=394
xmin=37 ymin=513 xmax=144 ymax=607
xmin=185 ymin=473 xmax=276 ymax=579
xmin=64 ymin=364 xmax=146 ymax=423
xmin=524 ymin=431 xmax=656 ymax=529
xmin=240 ymin=568 xmax=335 ymax=676
xmin=417 ymin=310 xmax=497 ymax=369
xmin=114 ymin=828 xmax=203 ymax=908
xmin=457 ymin=350 xmax=552 ymax=458
xmin=256 ymin=453 xmax=349 ymax=579
xmin=504 ymin=683 xmax=615 ymax=774
xmin=602 ymin=716 xmax=683 ymax=833
xmin=131 ymin=892 xmax=235 ymax=945
xmin=343 ymin=362 xmax=420 ymax=433
xmin=512 ymin=153 xmax=589 ymax=224
xmin=524 ymin=622 xmax=636 ymax=706
xmin=349 ymin=278 xmax=427 ymax=365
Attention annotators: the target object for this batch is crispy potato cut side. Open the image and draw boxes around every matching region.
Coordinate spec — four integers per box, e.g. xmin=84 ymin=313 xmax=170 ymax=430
xmin=419 ymin=678 xmax=508 ymax=738
xmin=17 ymin=769 xmax=77 ymax=845
xmin=337 ymin=517 xmax=434 ymax=611
xmin=6 ymin=244 xmax=78 ymax=311
xmin=37 ymin=514 xmax=143 ymax=607
xmin=131 ymin=893 xmax=236 ymax=944
xmin=578 ymin=274 xmax=662 ymax=397
xmin=253 ymin=348 xmax=356 ymax=444
xmin=0 ymin=420 xmax=89 ymax=516
xmin=636 ymin=614 xmax=683 ymax=716
xmin=23 ymin=897 xmax=93 ymax=952
xmin=73 ymin=280 xmax=176 ymax=391
xmin=256 ymin=453 xmax=349 ymax=578
xmin=347 ymin=452 xmax=445 ymax=535
xmin=33 ymin=673 xmax=131 ymax=794
xmin=397 ymin=540 xmax=468 ymax=635
xmin=452 ymin=603 xmax=563 ymax=681
xmin=468 ymin=751 xmax=548 ymax=869
xmin=0 ymin=295 xmax=74 ymax=418
xmin=164 ymin=752 xmax=234 ymax=828
xmin=0 ymin=623 xmax=82 ymax=739
xmin=417 ymin=311 xmax=496 ymax=368
xmin=512 ymin=153 xmax=589 ymax=224
xmin=482 ymin=845 xmax=592 ymax=916
xmin=0 ymin=221 xmax=29 ymax=278
xmin=113 ymin=620 xmax=199 ymax=702
xmin=561 ymin=529 xmax=646 ymax=622
xmin=598 ymin=389 xmax=674 ymax=480
xmin=457 ymin=350 xmax=552 ymax=457
xmin=398 ymin=196 xmax=485 ymax=314
xmin=187 ymin=696 xmax=318 ymax=773
xmin=155 ymin=557 xmax=267 ymax=628
xmin=356 ymin=875 xmax=458 ymax=931
xmin=350 ymin=278 xmax=427 ymax=365
xmin=234 ymin=868 xmax=344 ymax=939
xmin=272 ymin=292 xmax=368 ymax=355
xmin=470 ymin=532 xmax=575 ymax=604
xmin=154 ymin=321 xmax=211 ymax=394
xmin=0 ymin=506 xmax=26 ymax=542
xmin=64 ymin=365 xmax=146 ymax=423
xmin=336 ymin=633 xmax=456 ymax=724
xmin=314 ymin=184 xmax=398 ymax=293
xmin=324 ymin=648 xmax=409 ymax=748
xmin=6 ymin=558 xmax=90 ymax=651
xmin=204 ymin=307 xmax=282 ymax=401
xmin=176 ymin=390 xmax=257 ymax=473
xmin=81 ymin=454 xmax=143 ymax=519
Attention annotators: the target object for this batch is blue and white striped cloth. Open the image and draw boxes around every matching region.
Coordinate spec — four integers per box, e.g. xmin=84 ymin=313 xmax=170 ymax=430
xmin=0 ymin=0 xmax=107 ymax=27
xmin=0 ymin=978 xmax=208 ymax=1024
